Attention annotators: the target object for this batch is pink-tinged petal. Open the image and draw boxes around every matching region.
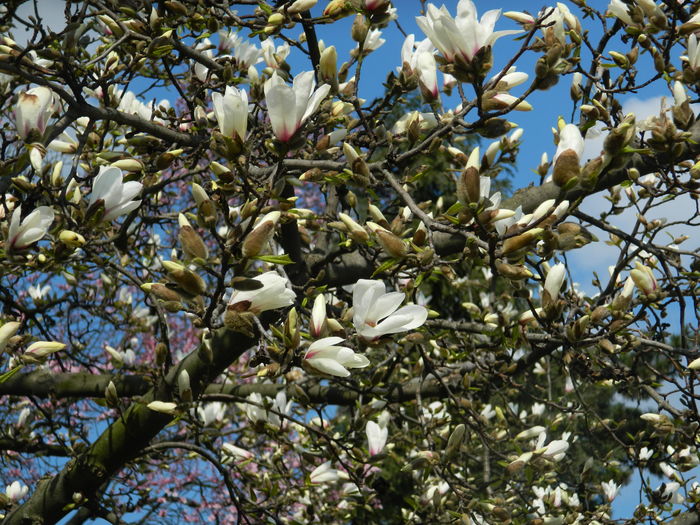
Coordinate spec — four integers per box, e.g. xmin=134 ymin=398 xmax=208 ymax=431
xmin=7 ymin=206 xmax=21 ymax=246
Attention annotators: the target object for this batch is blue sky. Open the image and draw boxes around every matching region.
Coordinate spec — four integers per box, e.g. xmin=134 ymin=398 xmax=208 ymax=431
xmin=10 ymin=1 xmax=696 ymax=522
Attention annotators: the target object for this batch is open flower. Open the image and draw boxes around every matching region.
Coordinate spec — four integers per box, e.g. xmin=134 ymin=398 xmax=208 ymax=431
xmin=227 ymin=271 xmax=295 ymax=314
xmin=7 ymin=205 xmax=55 ymax=251
xmin=89 ymin=166 xmax=142 ymax=221
xmin=400 ymin=34 xmax=439 ymax=100
xmin=212 ymin=86 xmax=248 ymax=140
xmin=303 ymin=336 xmax=370 ymax=377
xmin=352 ymin=279 xmax=428 ymax=340
xmin=15 ymin=86 xmax=55 ymax=140
xmin=416 ymin=1 xmax=519 ymax=65
xmin=264 ymin=71 xmax=330 ymax=142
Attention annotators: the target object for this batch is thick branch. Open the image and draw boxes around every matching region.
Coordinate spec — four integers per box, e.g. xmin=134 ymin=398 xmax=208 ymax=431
xmin=3 ymin=329 xmax=256 ymax=525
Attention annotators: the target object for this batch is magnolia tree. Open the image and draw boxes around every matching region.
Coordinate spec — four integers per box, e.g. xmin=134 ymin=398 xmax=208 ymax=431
xmin=1 ymin=0 xmax=700 ymax=523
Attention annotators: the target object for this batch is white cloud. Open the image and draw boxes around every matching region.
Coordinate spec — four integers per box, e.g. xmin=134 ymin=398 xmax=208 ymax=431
xmin=567 ymin=94 xmax=698 ymax=295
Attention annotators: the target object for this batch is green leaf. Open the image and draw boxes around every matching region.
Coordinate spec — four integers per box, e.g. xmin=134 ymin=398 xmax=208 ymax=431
xmin=372 ymin=259 xmax=398 ymax=277
xmin=0 ymin=365 xmax=24 ymax=384
xmin=254 ymin=254 xmax=294 ymax=265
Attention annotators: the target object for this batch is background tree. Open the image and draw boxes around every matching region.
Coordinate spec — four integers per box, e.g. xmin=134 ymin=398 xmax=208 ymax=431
xmin=0 ymin=0 xmax=699 ymax=523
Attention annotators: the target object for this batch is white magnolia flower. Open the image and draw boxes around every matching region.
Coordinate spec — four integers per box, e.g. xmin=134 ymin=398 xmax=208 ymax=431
xmin=392 ymin=111 xmax=438 ymax=134
xmin=630 ymin=261 xmax=657 ymax=296
xmin=218 ymin=31 xmax=263 ymax=69
xmin=304 ymin=337 xmax=370 ymax=377
xmin=310 ymin=461 xmax=347 ymax=484
xmin=15 ymin=86 xmax=55 ymax=140
xmin=89 ymin=166 xmax=143 ymax=221
xmin=5 ymin=480 xmax=28 ymax=501
xmin=261 ymin=39 xmax=290 ymax=69
xmin=222 ymin=443 xmax=253 ymax=461
xmin=683 ymin=34 xmax=700 ymax=71
xmin=227 ymin=271 xmax=295 ymax=314
xmin=360 ymin=28 xmax=385 ymax=53
xmin=416 ymin=0 xmax=520 ymax=64
xmin=264 ymin=71 xmax=330 ymax=142
xmin=212 ymin=86 xmax=248 ymax=139
xmin=352 ymin=279 xmax=428 ymax=340
xmin=7 ymin=205 xmax=55 ymax=251
xmin=366 ymin=420 xmax=389 ymax=456
xmin=543 ymin=263 xmax=566 ymax=299
xmin=193 ymin=38 xmax=214 ymax=83
xmin=400 ymin=34 xmax=439 ymax=99
xmin=309 ymin=294 xmax=327 ymax=338
xmin=607 ymin=0 xmax=633 ymax=26
xmin=553 ymin=124 xmax=584 ymax=163
xmin=601 ymin=480 xmax=620 ymax=502
xmin=195 ymin=401 xmax=226 ymax=426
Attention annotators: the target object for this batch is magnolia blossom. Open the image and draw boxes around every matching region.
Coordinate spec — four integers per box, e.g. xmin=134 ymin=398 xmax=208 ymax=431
xmin=193 ymin=38 xmax=214 ymax=83
xmin=5 ymin=480 xmax=28 ymax=501
xmin=89 ymin=166 xmax=143 ymax=221
xmin=7 ymin=205 xmax=55 ymax=251
xmin=601 ymin=480 xmax=620 ymax=502
xmin=416 ymin=0 xmax=520 ymax=64
xmin=683 ymin=34 xmax=700 ymax=71
xmin=392 ymin=111 xmax=438 ymax=134
xmin=607 ymin=0 xmax=633 ymax=26
xmin=212 ymin=86 xmax=248 ymax=139
xmin=366 ymin=420 xmax=389 ymax=456
xmin=553 ymin=124 xmax=584 ymax=163
xmin=191 ymin=402 xmax=225 ymax=426
xmin=309 ymin=294 xmax=327 ymax=338
xmin=360 ymin=28 xmax=385 ymax=53
xmin=309 ymin=461 xmax=346 ymax=484
xmin=304 ymin=337 xmax=369 ymax=377
xmin=630 ymin=261 xmax=657 ymax=296
xmin=543 ymin=263 xmax=566 ymax=299
xmin=352 ymin=279 xmax=428 ymax=340
xmin=400 ymin=34 xmax=438 ymax=99
xmin=261 ymin=39 xmax=290 ymax=69
xmin=218 ymin=31 xmax=262 ymax=69
xmin=264 ymin=71 xmax=331 ymax=142
xmin=221 ymin=443 xmax=253 ymax=462
xmin=15 ymin=86 xmax=55 ymax=140
xmin=228 ymin=271 xmax=295 ymax=314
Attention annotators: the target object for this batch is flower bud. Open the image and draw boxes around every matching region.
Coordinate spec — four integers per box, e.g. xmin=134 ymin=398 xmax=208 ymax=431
xmin=242 ymin=211 xmax=280 ymax=258
xmin=147 ymin=401 xmax=178 ymax=415
xmin=59 ymin=230 xmax=86 ymax=248
xmin=23 ymin=341 xmax=66 ymax=363
xmin=178 ymin=213 xmax=209 ymax=260
xmin=162 ymin=261 xmax=207 ymax=297
xmin=178 ymin=370 xmax=192 ymax=402
xmin=105 ymin=380 xmax=119 ymax=407
xmin=0 ymin=321 xmax=21 ymax=353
